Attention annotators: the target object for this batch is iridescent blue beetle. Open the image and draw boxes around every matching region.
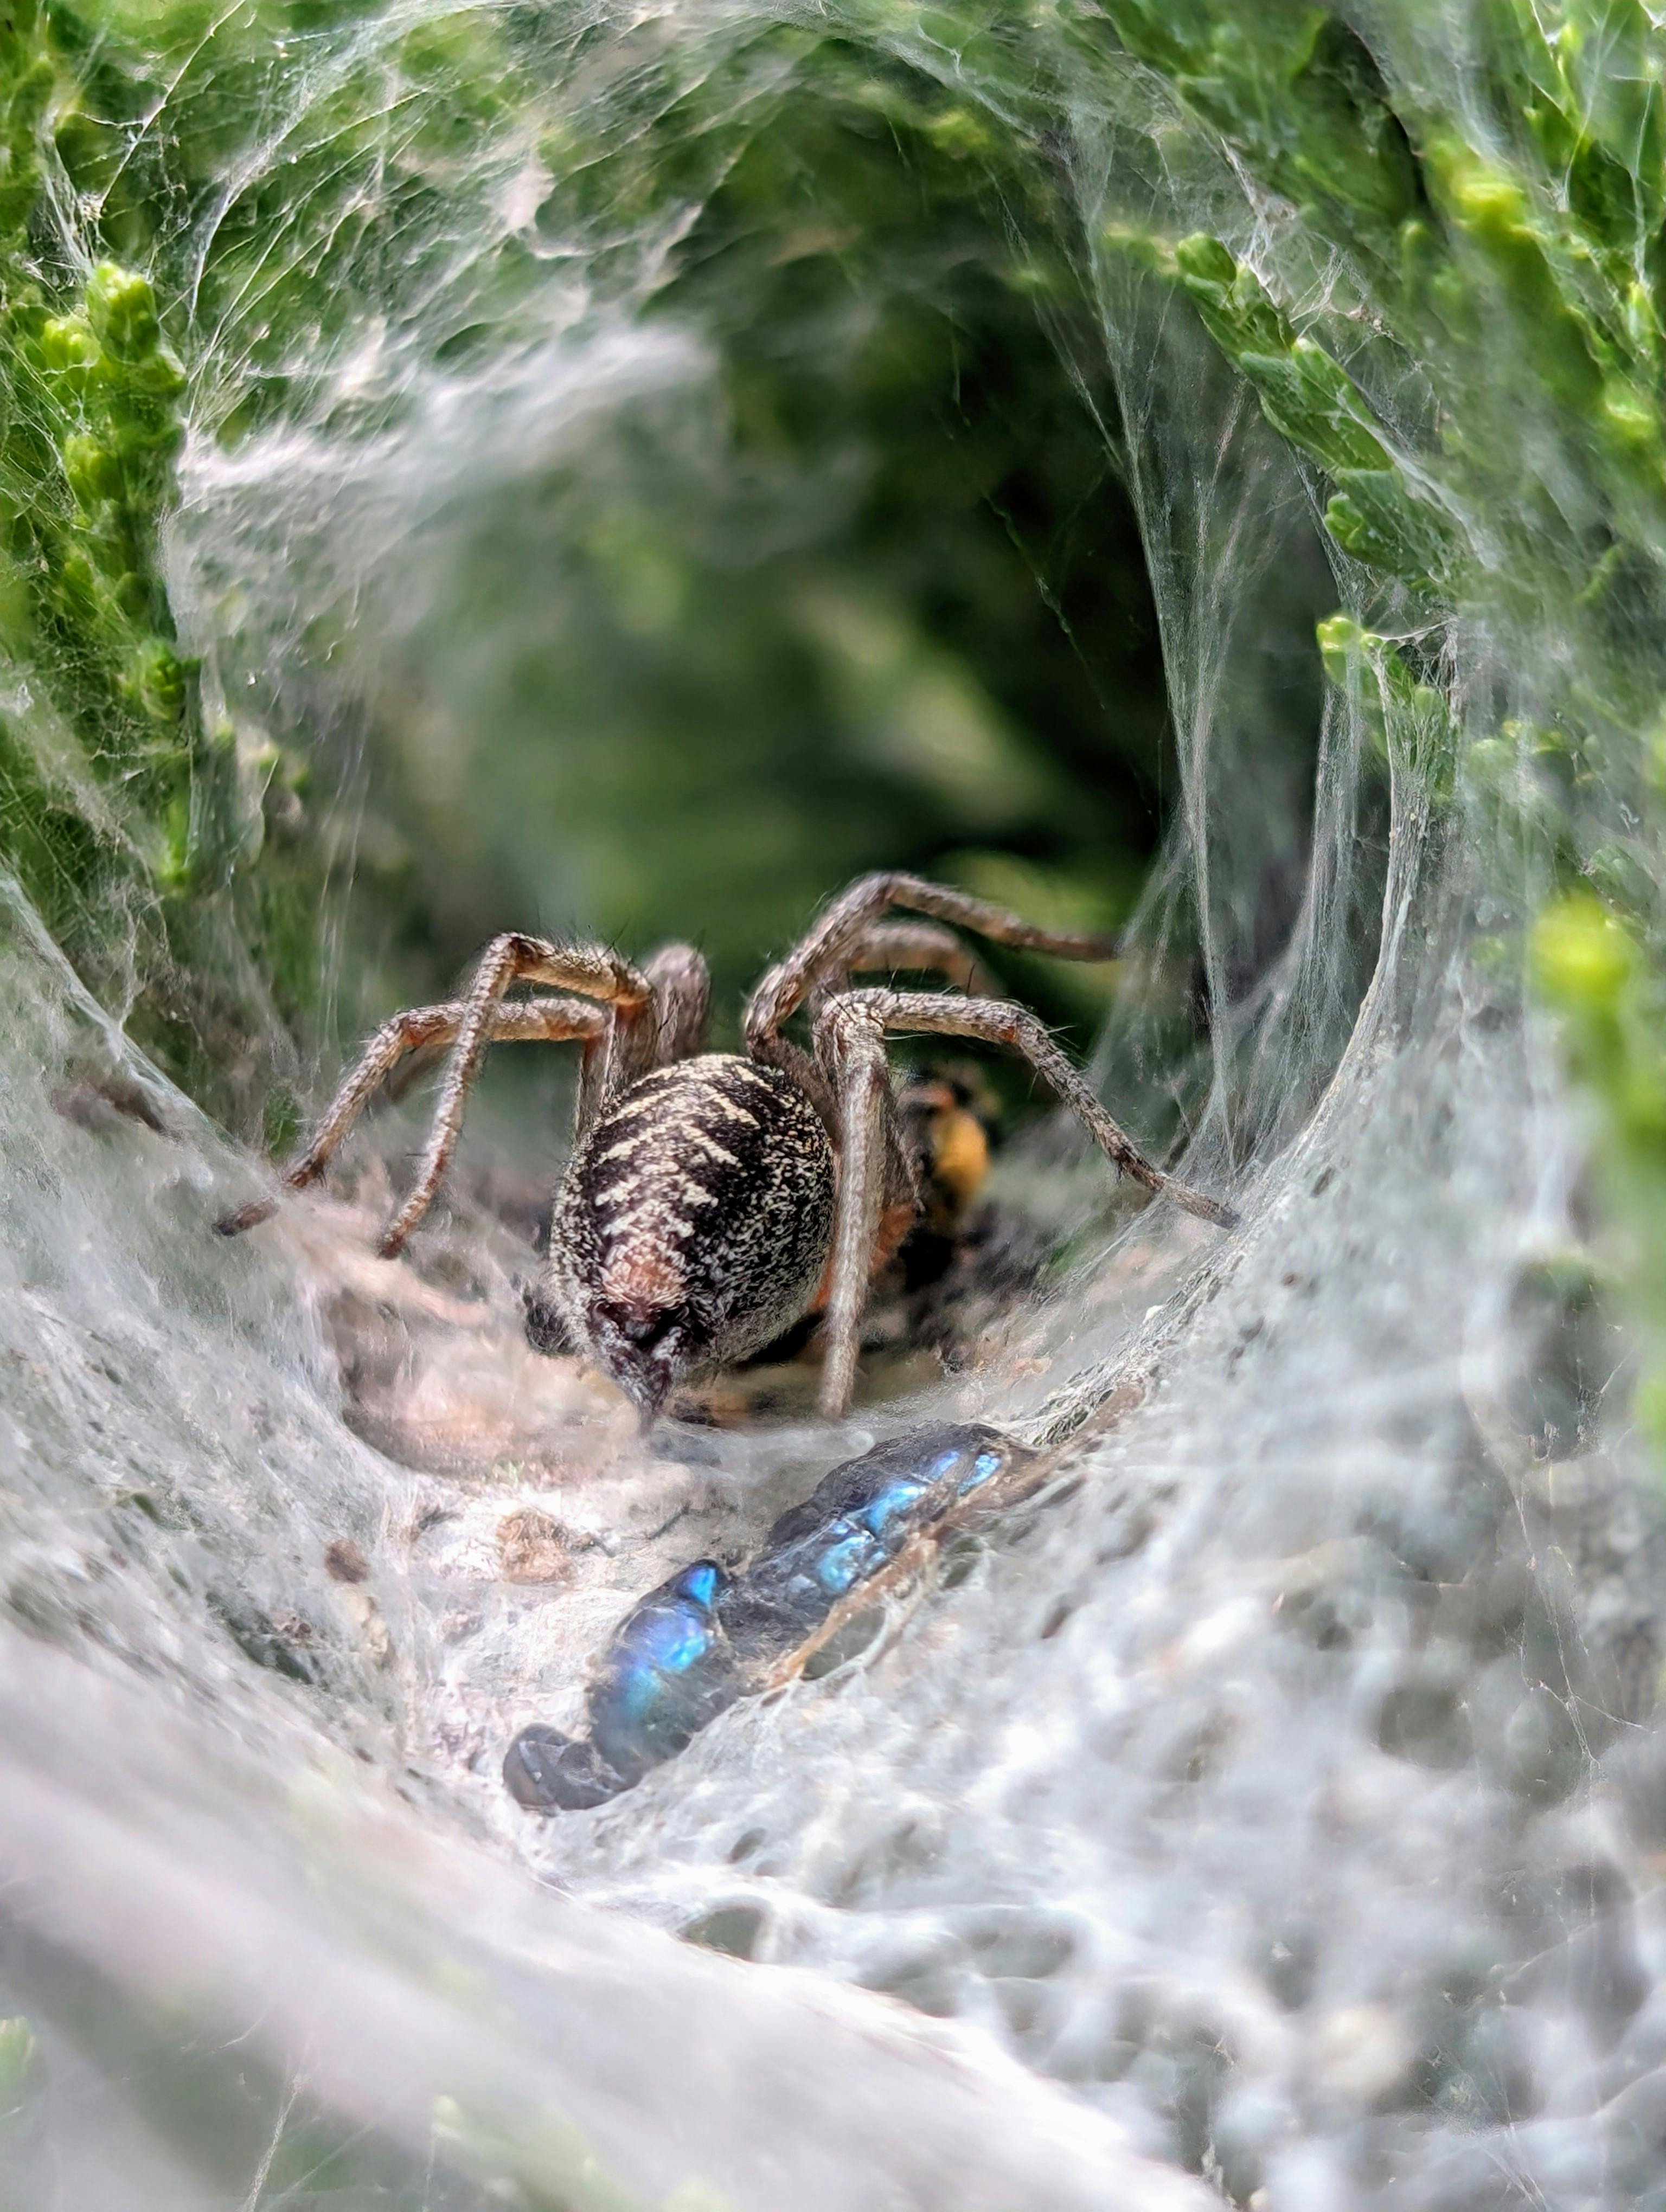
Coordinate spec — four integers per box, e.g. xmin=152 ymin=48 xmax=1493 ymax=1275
xmin=505 ymin=1559 xmax=740 ymax=1811
xmin=715 ymin=1426 xmax=1014 ymax=1666
xmin=504 ymin=1423 xmax=1035 ymax=1814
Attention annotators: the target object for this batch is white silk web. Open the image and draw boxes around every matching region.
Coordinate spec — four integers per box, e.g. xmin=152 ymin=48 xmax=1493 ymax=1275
xmin=0 ymin=7 xmax=1661 ymax=2209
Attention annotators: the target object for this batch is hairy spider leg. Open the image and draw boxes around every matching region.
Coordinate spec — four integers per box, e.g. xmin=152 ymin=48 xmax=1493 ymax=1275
xmin=813 ymin=997 xmax=896 ymax=1420
xmin=219 ymin=935 xmax=711 ymax=1248
xmin=812 ymin=987 xmax=1239 ymax=1417
xmin=383 ymin=950 xmax=706 ymax=1113
xmin=374 ymin=934 xmax=667 ymax=1257
xmin=841 ymin=987 xmax=1237 ymax=1224
xmin=572 ymin=941 xmax=712 ymax=1165
xmin=745 ymin=870 xmax=1120 ymax=1047
xmin=639 ymin=942 xmax=712 ymax=1071
xmin=809 ymin=918 xmax=1002 ymax=1006
xmin=215 ymin=996 xmax=606 ymax=1237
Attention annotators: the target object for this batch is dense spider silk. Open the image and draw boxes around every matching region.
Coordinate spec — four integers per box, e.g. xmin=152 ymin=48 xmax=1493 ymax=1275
xmin=3 ymin=2 xmax=1666 ymax=2207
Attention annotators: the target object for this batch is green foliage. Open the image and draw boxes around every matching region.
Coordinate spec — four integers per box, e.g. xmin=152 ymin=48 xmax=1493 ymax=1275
xmin=1094 ymin=0 xmax=1421 ymax=248
xmin=0 ymin=2014 xmax=40 ymax=2107
xmin=431 ymin=2092 xmax=668 ymax=2211
xmin=1169 ymin=233 xmax=1456 ymax=583
xmin=0 ymin=6 xmax=342 ymax=1120
xmin=1532 ymin=892 xmax=1666 ymax=1440
xmin=1317 ymin=616 xmax=1455 ymax=797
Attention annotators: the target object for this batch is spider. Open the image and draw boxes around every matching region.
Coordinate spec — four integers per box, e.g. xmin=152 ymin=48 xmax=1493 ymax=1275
xmin=218 ymin=873 xmax=1235 ymax=1424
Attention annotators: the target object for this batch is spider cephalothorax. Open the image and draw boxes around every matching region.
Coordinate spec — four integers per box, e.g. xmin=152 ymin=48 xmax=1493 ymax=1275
xmin=219 ymin=873 xmax=1235 ymax=1422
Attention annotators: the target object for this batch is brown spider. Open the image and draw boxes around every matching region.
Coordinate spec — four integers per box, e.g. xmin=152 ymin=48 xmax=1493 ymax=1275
xmin=218 ymin=873 xmax=1235 ymax=1424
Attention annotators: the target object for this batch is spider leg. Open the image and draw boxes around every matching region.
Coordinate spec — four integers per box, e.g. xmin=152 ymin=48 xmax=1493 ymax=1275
xmin=216 ymin=996 xmax=606 ymax=1236
xmin=573 ymin=940 xmax=712 ymax=1144
xmin=376 ymin=934 xmax=654 ymax=1256
xmin=644 ymin=941 xmax=712 ymax=1065
xmin=747 ymin=871 xmax=1118 ymax=1046
xmin=812 ymin=919 xmax=1002 ymax=1004
xmin=399 ymin=948 xmax=707 ymax=1111
xmin=535 ymin=940 xmax=708 ymax=1154
xmin=829 ymin=987 xmax=1237 ymax=1230
xmin=812 ymin=996 xmax=901 ymax=1420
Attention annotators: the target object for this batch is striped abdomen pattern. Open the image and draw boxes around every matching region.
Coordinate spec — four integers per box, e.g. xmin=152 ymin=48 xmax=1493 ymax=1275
xmin=537 ymin=1054 xmax=836 ymax=1410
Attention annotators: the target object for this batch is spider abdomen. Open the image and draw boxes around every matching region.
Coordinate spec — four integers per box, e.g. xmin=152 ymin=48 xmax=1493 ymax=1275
xmin=535 ymin=1053 xmax=836 ymax=1420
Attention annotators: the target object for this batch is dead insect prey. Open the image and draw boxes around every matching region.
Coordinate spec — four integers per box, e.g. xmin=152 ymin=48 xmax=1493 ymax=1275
xmin=220 ymin=872 xmax=1234 ymax=1421
xmin=503 ymin=1422 xmax=1043 ymax=1812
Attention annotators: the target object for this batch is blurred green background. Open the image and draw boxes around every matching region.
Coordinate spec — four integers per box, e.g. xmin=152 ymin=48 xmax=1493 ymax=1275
xmin=340 ymin=51 xmax=1229 ymax=1050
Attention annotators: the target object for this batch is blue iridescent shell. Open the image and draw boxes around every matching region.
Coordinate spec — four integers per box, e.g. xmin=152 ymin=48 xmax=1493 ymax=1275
xmin=717 ymin=1424 xmax=1016 ymax=1662
xmin=505 ymin=1424 xmax=1029 ymax=1815
xmin=587 ymin=1559 xmax=740 ymax=1779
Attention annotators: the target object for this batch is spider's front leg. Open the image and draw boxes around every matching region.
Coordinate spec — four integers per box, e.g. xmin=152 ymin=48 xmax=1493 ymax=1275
xmin=811 ymin=986 xmax=1238 ymax=1416
xmin=747 ymin=870 xmax=1119 ymax=1047
xmin=812 ymin=998 xmax=920 ymax=1420
xmin=836 ymin=986 xmax=1235 ymax=1224
xmin=218 ymin=930 xmax=671 ymax=1251
xmin=376 ymin=934 xmax=662 ymax=1256
xmin=215 ymin=996 xmax=607 ymax=1238
xmin=809 ymin=918 xmax=1002 ymax=1004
